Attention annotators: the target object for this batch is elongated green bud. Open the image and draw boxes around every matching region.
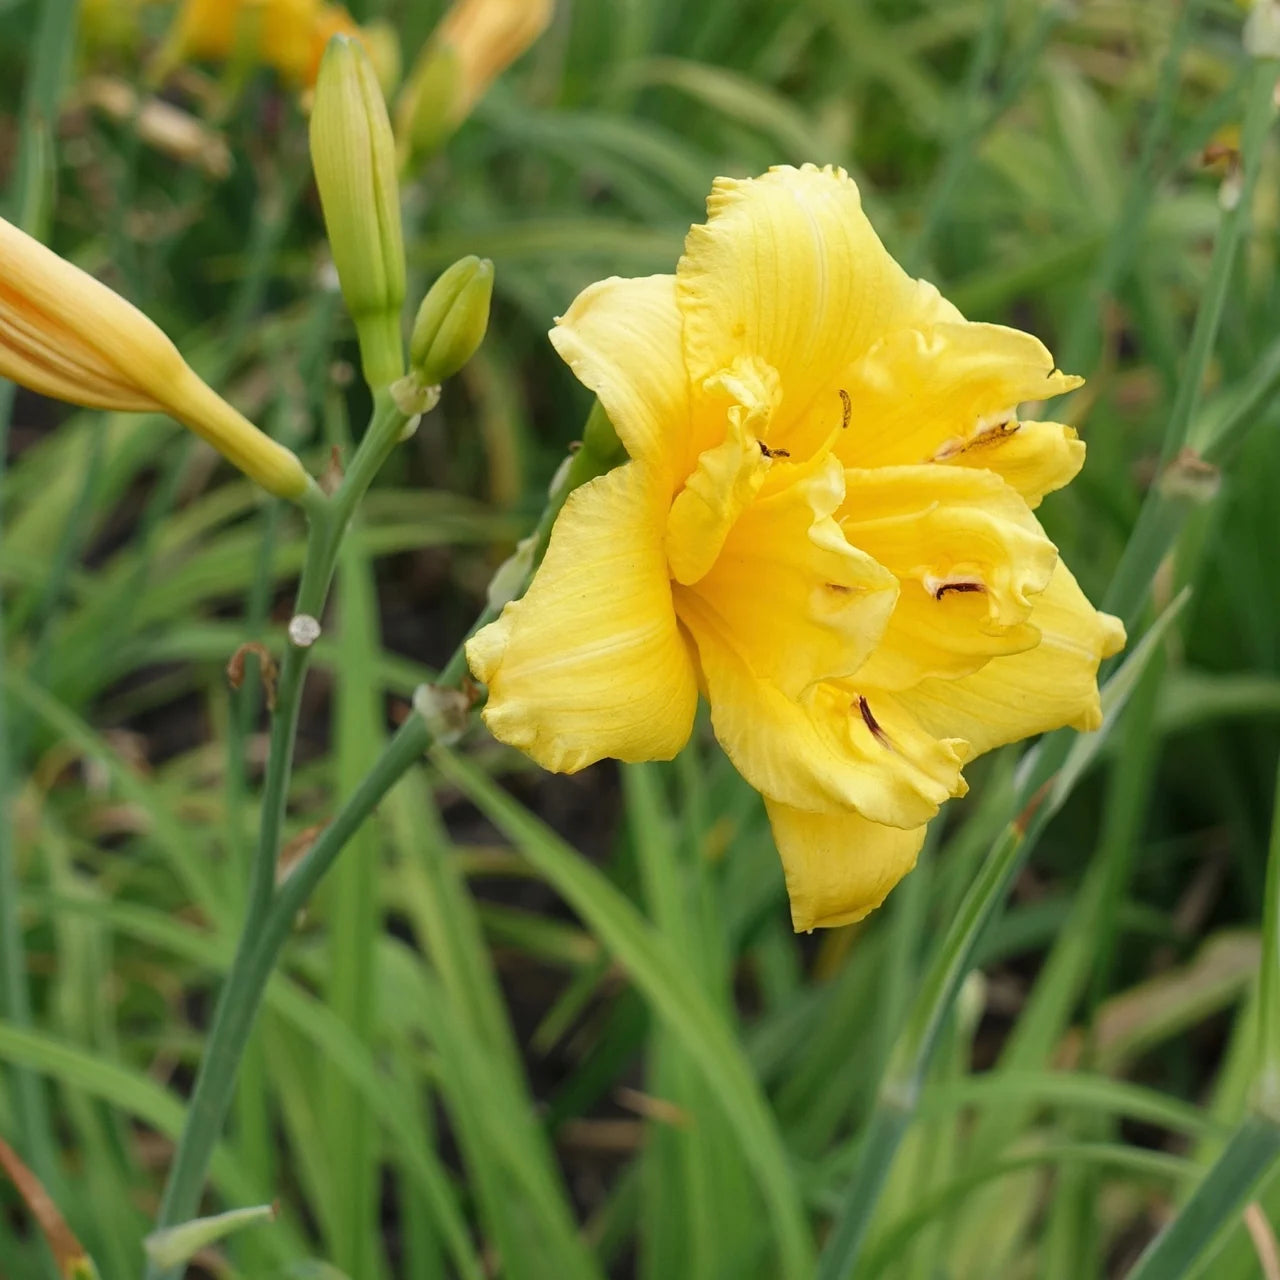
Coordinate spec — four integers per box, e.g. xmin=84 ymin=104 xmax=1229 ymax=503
xmin=310 ymin=34 xmax=406 ymax=388
xmin=409 ymin=255 xmax=494 ymax=384
xmin=395 ymin=40 xmax=463 ymax=165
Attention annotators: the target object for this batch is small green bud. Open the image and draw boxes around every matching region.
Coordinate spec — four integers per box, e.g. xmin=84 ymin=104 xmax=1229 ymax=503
xmin=409 ymin=255 xmax=494 ymax=385
xmin=310 ymin=34 xmax=406 ymax=389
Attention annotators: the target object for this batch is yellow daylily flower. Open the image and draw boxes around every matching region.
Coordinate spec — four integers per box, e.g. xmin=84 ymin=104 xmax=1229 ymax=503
xmin=0 ymin=216 xmax=311 ymax=501
xmin=156 ymin=0 xmax=393 ymax=91
xmin=466 ymin=164 xmax=1124 ymax=932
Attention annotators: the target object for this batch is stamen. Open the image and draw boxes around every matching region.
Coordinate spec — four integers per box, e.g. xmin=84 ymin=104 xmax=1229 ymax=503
xmin=934 ymin=581 xmax=984 ymax=599
xmin=857 ymin=696 xmax=892 ymax=749
xmin=757 ymin=439 xmax=790 ymax=459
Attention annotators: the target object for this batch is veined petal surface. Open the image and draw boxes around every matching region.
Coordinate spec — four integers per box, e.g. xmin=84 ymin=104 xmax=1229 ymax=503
xmin=678 ymin=600 xmax=968 ymax=828
xmin=933 ymin=419 xmax=1086 ymax=509
xmin=468 ymin=461 xmax=698 ymax=772
xmin=765 ymin=799 xmax=927 ymax=931
xmin=676 ymin=164 xmax=957 ymax=459
xmin=549 ymin=273 xmax=689 ymax=477
xmin=665 ymin=356 xmax=779 ymax=585
xmin=897 ymin=561 xmax=1126 ymax=757
xmin=843 ymin=465 xmax=1058 ymax=690
xmin=676 ymin=453 xmax=898 ymax=697
xmin=836 ymin=321 xmax=1082 ymax=471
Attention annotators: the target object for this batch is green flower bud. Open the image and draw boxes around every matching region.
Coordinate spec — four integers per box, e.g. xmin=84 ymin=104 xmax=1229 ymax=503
xmin=408 ymin=255 xmax=494 ymax=385
xmin=395 ymin=39 xmax=463 ymax=165
xmin=310 ymin=34 xmax=406 ymax=388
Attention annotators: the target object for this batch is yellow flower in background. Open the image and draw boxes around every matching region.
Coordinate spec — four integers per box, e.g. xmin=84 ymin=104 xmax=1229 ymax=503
xmin=155 ymin=0 xmax=395 ymax=91
xmin=0 ymin=216 xmax=311 ymax=500
xmin=467 ymin=164 xmax=1125 ymax=933
xmin=397 ymin=0 xmax=553 ymax=160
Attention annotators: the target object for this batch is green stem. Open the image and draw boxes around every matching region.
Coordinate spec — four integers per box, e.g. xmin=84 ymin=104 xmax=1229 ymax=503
xmin=1158 ymin=57 xmax=1278 ymax=470
xmin=1103 ymin=55 xmax=1278 ymax=634
xmin=1054 ymin=0 xmax=1204 ymax=379
xmin=150 ymin=392 xmax=409 ymax=1258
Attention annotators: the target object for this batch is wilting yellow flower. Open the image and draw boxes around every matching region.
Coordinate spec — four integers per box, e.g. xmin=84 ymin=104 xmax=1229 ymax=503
xmin=396 ymin=0 xmax=553 ymax=159
xmin=0 ymin=216 xmax=310 ymax=500
xmin=156 ymin=0 xmax=389 ymax=90
xmin=467 ymin=165 xmax=1125 ymax=932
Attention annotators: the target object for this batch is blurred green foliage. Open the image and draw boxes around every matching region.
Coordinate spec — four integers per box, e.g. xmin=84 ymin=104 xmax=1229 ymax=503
xmin=1 ymin=0 xmax=1280 ymax=1277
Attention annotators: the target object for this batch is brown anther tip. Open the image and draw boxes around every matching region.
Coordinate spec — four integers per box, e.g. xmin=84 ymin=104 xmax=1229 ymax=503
xmin=226 ymin=641 xmax=279 ymax=710
xmin=856 ymin=695 xmax=892 ymax=749
xmin=935 ymin=581 xmax=984 ymax=599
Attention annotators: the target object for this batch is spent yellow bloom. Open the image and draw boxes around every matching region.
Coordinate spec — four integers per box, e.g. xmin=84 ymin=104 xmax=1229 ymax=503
xmin=396 ymin=0 xmax=553 ymax=159
xmin=467 ymin=164 xmax=1125 ymax=933
xmin=0 ymin=216 xmax=310 ymax=500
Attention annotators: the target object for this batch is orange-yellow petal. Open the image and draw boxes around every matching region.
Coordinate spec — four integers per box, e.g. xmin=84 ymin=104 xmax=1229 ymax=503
xmin=549 ymin=274 xmax=689 ymax=478
xmin=676 ymin=164 xmax=956 ymax=460
xmin=467 ymin=461 xmax=698 ymax=773
xmin=836 ymin=321 xmax=1082 ymax=471
xmin=765 ymin=799 xmax=927 ymax=931
xmin=896 ymin=561 xmax=1126 ymax=757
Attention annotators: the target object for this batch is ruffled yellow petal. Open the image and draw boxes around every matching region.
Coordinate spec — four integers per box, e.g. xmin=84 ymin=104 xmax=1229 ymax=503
xmin=676 ymin=453 xmax=898 ymax=698
xmin=549 ymin=274 xmax=689 ymax=477
xmin=932 ymin=419 xmax=1085 ymax=509
xmin=765 ymin=800 xmax=926 ymax=932
xmin=843 ymin=465 xmax=1058 ymax=691
xmin=896 ymin=561 xmax=1126 ymax=757
xmin=856 ymin=580 xmax=1042 ymax=691
xmin=677 ymin=164 xmax=955 ymax=460
xmin=665 ymin=357 xmax=779 ymax=585
xmin=467 ymin=461 xmax=698 ymax=772
xmin=677 ymin=597 xmax=968 ymax=827
xmin=836 ymin=321 xmax=1082 ymax=471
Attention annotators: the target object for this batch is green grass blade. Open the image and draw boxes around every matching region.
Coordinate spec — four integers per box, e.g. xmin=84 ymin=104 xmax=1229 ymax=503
xmin=433 ymin=745 xmax=816 ymax=1280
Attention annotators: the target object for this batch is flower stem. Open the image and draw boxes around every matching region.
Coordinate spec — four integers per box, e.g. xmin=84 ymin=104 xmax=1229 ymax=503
xmin=149 ymin=391 xmax=410 ymax=1263
xmin=1102 ymin=54 xmax=1279 ymax=632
